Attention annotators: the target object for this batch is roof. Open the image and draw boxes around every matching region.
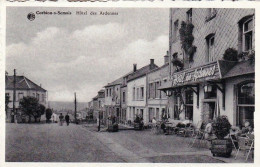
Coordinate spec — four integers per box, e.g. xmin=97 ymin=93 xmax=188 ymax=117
xmin=223 ymin=60 xmax=254 ymax=79
xmin=98 ymin=89 xmax=105 ymax=93
xmin=104 ymin=77 xmax=124 ymax=88
xmin=5 ymin=75 xmax=47 ymax=92
xmin=127 ymin=63 xmax=158 ymax=82
xmin=92 ymin=95 xmax=99 ymax=101
xmin=147 ymin=63 xmax=169 ymax=75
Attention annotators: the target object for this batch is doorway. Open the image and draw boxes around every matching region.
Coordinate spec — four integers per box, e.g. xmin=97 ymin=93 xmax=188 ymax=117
xmin=202 ymin=102 xmax=215 ymax=123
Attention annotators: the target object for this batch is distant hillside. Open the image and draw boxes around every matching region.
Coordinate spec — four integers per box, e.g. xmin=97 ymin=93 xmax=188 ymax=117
xmin=48 ymin=101 xmax=88 ymax=112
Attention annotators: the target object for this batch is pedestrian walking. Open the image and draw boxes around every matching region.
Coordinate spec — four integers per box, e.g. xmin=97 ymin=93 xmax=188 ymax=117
xmin=59 ymin=113 xmax=64 ymax=126
xmin=65 ymin=113 xmax=70 ymax=126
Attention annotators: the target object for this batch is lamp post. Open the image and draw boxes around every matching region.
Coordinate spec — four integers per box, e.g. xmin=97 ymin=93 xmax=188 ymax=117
xmin=204 ymin=84 xmax=213 ymax=93
xmin=11 ymin=69 xmax=16 ymax=123
xmin=165 ymin=89 xmax=173 ymax=97
xmin=74 ymin=92 xmax=77 ymax=124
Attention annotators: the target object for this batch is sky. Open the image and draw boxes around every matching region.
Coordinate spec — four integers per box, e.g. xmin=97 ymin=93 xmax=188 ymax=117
xmin=6 ymin=7 xmax=169 ymax=102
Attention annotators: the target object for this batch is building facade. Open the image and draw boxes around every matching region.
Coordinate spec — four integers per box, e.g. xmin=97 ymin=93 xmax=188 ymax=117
xmin=147 ymin=55 xmax=169 ymax=123
xmin=126 ymin=59 xmax=158 ymax=124
xmin=160 ymin=8 xmax=255 ymax=127
xmin=5 ymin=74 xmax=48 ymax=122
xmin=104 ymin=78 xmax=123 ymax=122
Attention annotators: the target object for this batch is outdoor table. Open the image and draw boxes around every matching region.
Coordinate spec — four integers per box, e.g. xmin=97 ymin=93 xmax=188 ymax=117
xmin=165 ymin=122 xmax=176 ymax=135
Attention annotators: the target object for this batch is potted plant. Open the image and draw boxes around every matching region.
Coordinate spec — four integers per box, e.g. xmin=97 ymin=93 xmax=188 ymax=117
xmin=223 ymin=48 xmax=238 ymax=61
xmin=107 ymin=116 xmax=118 ymax=132
xmin=210 ymin=115 xmax=232 ymax=157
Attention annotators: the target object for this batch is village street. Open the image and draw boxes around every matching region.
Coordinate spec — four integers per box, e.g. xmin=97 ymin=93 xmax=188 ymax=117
xmin=6 ymin=122 xmax=253 ymax=163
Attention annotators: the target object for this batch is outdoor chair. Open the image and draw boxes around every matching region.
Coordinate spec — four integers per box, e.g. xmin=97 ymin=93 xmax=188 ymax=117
xmin=177 ymin=123 xmax=193 ymax=137
xmin=189 ymin=121 xmax=206 ymax=148
xmin=235 ymin=136 xmax=254 ymax=161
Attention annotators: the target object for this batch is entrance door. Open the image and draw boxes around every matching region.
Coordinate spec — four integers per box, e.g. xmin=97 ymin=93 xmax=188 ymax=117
xmin=202 ymin=102 xmax=215 ymax=123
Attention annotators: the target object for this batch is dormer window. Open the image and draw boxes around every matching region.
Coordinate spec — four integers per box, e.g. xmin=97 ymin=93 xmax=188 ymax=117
xmin=187 ymin=9 xmax=192 ymax=23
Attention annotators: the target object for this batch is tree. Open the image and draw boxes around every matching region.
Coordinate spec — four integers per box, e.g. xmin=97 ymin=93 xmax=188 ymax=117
xmin=19 ymin=96 xmax=45 ymax=123
xmin=5 ymin=94 xmax=10 ymax=117
xmin=45 ymin=108 xmax=53 ymax=122
xmin=37 ymin=104 xmax=46 ymax=122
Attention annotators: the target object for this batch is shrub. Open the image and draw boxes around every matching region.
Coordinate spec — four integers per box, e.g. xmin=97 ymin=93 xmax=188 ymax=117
xmin=212 ymin=115 xmax=231 ymax=140
xmin=223 ymin=48 xmax=238 ymax=61
xmin=46 ymin=108 xmax=53 ymax=122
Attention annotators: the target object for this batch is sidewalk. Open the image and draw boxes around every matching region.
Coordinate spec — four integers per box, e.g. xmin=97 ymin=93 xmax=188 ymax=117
xmin=81 ymin=124 xmax=253 ymax=163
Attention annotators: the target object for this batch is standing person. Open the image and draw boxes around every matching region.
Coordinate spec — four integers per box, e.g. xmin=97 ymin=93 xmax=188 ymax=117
xmin=65 ymin=113 xmax=70 ymax=126
xmin=59 ymin=113 xmax=64 ymax=126
xmin=152 ymin=117 xmax=157 ymax=133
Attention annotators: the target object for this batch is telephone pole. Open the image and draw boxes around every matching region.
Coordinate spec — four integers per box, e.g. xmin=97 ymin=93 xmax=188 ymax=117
xmin=74 ymin=92 xmax=77 ymax=124
xmin=11 ymin=69 xmax=16 ymax=123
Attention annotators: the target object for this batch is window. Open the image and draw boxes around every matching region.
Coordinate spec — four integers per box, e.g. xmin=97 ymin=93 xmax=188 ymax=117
xmin=174 ymin=96 xmax=180 ymax=120
xmin=243 ymin=18 xmax=253 ymax=52
xmin=109 ymin=88 xmax=112 ymax=97
xmin=18 ymin=92 xmax=24 ymax=101
xmin=172 ymin=20 xmax=179 ymax=42
xmin=133 ymin=87 xmax=135 ymax=100
xmin=136 ymin=88 xmax=139 ymax=100
xmin=156 ymin=108 xmax=160 ymax=120
xmin=187 ymin=9 xmax=192 ymax=23
xmin=185 ymin=90 xmax=193 ymax=121
xmin=106 ymin=89 xmax=109 ymax=97
xmin=149 ymin=83 xmax=155 ymax=99
xmin=237 ymin=81 xmax=254 ymax=127
xmin=238 ymin=16 xmax=254 ymax=53
xmin=161 ymin=80 xmax=167 ymax=99
xmin=140 ymin=87 xmax=144 ymax=100
xmin=122 ymin=92 xmax=125 ymax=103
xmin=206 ymin=34 xmax=215 ymax=62
xmin=36 ymin=93 xmax=40 ymax=100
xmin=155 ymin=81 xmax=160 ymax=98
xmin=42 ymin=94 xmax=44 ymax=102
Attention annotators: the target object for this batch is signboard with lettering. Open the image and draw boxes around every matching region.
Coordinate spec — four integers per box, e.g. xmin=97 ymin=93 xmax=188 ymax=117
xmin=171 ymin=62 xmax=220 ymax=86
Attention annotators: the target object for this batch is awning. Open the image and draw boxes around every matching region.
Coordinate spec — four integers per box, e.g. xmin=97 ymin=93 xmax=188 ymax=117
xmin=159 ymin=60 xmax=239 ymax=90
xmin=222 ymin=60 xmax=254 ymax=79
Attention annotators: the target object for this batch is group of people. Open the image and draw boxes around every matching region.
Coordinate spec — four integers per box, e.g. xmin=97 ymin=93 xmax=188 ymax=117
xmin=58 ymin=113 xmax=70 ymax=126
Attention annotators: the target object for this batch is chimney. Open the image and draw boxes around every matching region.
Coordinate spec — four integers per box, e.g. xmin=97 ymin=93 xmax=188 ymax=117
xmin=150 ymin=59 xmax=155 ymax=70
xmin=133 ymin=64 xmax=137 ymax=72
xmin=150 ymin=59 xmax=154 ymax=65
xmin=164 ymin=51 xmax=169 ymax=64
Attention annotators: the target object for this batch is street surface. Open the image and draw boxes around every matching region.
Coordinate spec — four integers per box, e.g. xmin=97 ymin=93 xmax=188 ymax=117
xmin=6 ymin=123 xmax=253 ymax=163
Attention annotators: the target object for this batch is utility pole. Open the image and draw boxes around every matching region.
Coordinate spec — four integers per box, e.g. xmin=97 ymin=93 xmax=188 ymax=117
xmin=11 ymin=69 xmax=16 ymax=123
xmin=74 ymin=92 xmax=77 ymax=124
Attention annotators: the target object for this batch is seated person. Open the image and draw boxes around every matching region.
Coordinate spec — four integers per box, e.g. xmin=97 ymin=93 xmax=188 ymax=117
xmin=161 ymin=121 xmax=166 ymax=133
xmin=241 ymin=121 xmax=253 ymax=134
xmin=204 ymin=120 xmax=215 ymax=140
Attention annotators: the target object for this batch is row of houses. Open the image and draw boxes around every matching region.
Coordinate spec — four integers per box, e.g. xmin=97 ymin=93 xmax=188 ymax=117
xmin=90 ymin=8 xmax=255 ymax=128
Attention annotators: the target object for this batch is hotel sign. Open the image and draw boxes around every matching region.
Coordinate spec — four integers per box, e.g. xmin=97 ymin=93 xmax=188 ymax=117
xmin=171 ymin=62 xmax=219 ymax=86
